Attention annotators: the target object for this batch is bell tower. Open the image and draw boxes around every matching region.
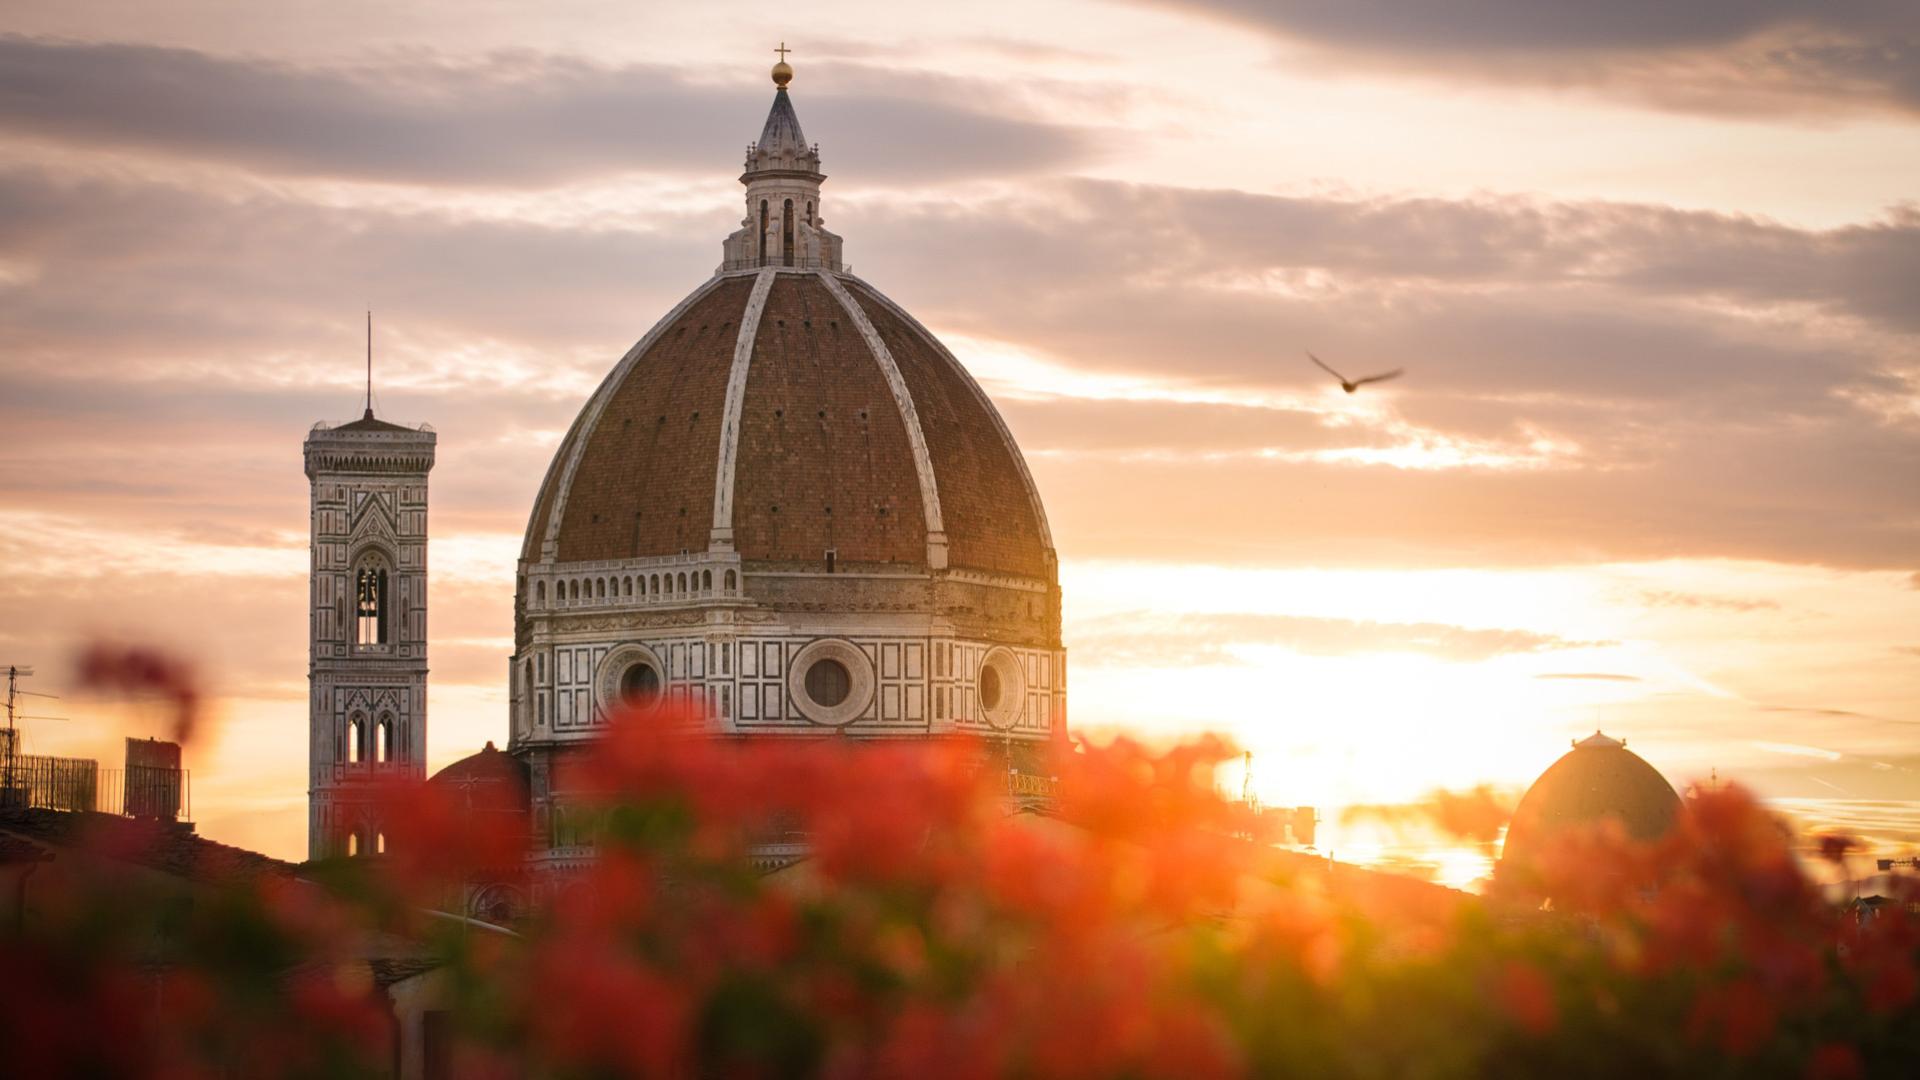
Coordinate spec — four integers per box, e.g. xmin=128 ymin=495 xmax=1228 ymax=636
xmin=303 ymin=335 xmax=435 ymax=861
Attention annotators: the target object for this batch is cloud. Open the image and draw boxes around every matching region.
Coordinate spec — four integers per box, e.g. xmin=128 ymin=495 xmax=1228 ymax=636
xmin=0 ymin=167 xmax=1915 ymax=570
xmin=1638 ymin=590 xmax=1781 ymax=613
xmin=1535 ymin=672 xmax=1642 ymax=682
xmin=1130 ymin=0 xmax=1920 ymax=118
xmin=1756 ymin=705 xmax=1878 ymax=720
xmin=1070 ymin=611 xmax=1604 ymax=666
xmin=0 ymin=36 xmax=1096 ymax=186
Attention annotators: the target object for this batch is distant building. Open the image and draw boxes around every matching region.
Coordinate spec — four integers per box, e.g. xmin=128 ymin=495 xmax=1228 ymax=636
xmin=304 ymin=404 xmax=437 ymax=860
xmin=344 ymin=57 xmax=1069 ymax=917
xmin=1500 ymin=730 xmax=1681 ymax=869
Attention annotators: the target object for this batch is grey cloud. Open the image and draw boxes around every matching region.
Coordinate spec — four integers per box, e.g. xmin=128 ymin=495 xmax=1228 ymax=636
xmin=1131 ymin=0 xmax=1920 ymax=117
xmin=1071 ymin=611 xmax=1604 ymax=666
xmin=1138 ymin=1 xmax=1909 ymax=52
xmin=0 ymin=36 xmax=1094 ymax=185
xmin=855 ymin=181 xmax=1920 ymax=340
xmin=1 ymin=168 xmax=1915 ymax=570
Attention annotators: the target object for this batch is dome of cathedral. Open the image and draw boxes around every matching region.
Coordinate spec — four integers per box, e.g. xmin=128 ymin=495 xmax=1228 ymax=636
xmin=1501 ymin=732 xmax=1680 ymax=865
xmin=428 ymin=741 xmax=530 ymax=816
xmin=520 ymin=270 xmax=1052 ymax=578
xmin=509 ymin=58 xmax=1063 ymax=766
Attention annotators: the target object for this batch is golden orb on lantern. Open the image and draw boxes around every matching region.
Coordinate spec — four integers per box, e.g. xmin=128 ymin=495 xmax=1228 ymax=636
xmin=772 ymin=42 xmax=794 ymax=87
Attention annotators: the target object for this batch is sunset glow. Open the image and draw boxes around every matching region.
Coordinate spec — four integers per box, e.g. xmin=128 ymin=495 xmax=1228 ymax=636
xmin=2 ymin=1 xmax=1917 ymax=877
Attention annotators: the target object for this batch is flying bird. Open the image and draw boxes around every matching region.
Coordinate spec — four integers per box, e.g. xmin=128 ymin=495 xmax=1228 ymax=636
xmin=1308 ymin=351 xmax=1403 ymax=394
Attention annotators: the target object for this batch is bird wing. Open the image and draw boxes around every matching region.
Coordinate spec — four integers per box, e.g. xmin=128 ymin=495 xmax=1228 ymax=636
xmin=1352 ymin=369 xmax=1404 ymax=387
xmin=1306 ymin=351 xmax=1347 ymax=382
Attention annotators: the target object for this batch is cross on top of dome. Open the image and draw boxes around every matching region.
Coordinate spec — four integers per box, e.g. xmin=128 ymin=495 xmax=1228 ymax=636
xmin=772 ymin=42 xmax=793 ymax=87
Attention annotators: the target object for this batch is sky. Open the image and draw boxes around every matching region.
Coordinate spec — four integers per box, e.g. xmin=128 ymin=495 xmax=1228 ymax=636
xmin=1 ymin=1 xmax=1916 ymax=866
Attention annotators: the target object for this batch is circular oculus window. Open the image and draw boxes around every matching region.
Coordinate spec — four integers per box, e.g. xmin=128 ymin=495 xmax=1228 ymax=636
xmin=787 ymin=639 xmax=875 ymax=726
xmin=595 ymin=643 xmax=668 ymax=719
xmin=976 ymin=647 xmax=1026 ymax=730
xmin=619 ymin=662 xmax=661 ymax=707
xmin=805 ymin=658 xmax=851 ymax=707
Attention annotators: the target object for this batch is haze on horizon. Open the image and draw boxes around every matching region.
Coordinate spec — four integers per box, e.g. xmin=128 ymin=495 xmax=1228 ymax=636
xmin=1 ymin=0 xmax=1916 ymax=864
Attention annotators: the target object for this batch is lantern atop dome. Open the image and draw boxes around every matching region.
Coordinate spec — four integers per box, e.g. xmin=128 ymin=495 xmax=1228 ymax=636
xmin=724 ymin=46 xmax=844 ymax=272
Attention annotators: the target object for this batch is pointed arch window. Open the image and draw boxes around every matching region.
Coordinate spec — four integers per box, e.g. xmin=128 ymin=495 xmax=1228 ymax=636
xmin=376 ymin=714 xmax=394 ymax=764
xmin=354 ymin=554 xmax=391 ymax=646
xmin=348 ymin=714 xmax=367 ymax=765
xmin=782 ymin=198 xmax=795 ymax=266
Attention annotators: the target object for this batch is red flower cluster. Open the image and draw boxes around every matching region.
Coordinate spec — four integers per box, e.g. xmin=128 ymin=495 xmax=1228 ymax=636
xmin=77 ymin=642 xmax=203 ymax=743
xmin=8 ymin=648 xmax=1918 ymax=1076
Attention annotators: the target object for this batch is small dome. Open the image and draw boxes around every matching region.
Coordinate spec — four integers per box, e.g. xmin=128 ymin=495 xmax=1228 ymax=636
xmin=1502 ymin=732 xmax=1680 ymax=864
xmin=428 ymin=742 xmax=530 ymax=816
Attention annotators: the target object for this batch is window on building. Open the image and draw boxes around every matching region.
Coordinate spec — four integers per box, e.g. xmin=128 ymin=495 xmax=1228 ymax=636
xmin=980 ymin=665 xmax=1002 ymax=711
xmin=805 ymin=658 xmax=851 ymax=708
xmin=355 ymin=561 xmax=389 ymax=645
xmin=348 ymin=716 xmax=365 ymax=764
xmin=758 ymin=199 xmax=769 ymax=265
xmin=376 ymin=832 xmax=387 ymax=855
xmin=376 ymin=716 xmax=393 ymax=763
xmin=619 ymin=662 xmax=661 ymax=708
xmin=782 ymin=198 xmax=795 ymax=266
xmin=348 ymin=831 xmax=360 ymax=857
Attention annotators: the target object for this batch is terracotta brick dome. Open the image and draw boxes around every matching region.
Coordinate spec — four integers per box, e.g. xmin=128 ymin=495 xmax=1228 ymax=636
xmin=427 ymin=741 xmax=530 ymax=817
xmin=522 ymin=270 xmax=1054 ymax=579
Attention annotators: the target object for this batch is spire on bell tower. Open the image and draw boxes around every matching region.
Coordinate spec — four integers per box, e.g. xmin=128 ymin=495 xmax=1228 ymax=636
xmin=722 ymin=45 xmax=844 ymax=272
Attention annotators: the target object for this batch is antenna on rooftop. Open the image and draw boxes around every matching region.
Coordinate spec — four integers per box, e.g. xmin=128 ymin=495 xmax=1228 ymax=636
xmin=4 ymin=665 xmax=36 ymax=807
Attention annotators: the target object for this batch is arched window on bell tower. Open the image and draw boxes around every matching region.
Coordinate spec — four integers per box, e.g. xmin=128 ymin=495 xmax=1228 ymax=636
xmin=354 ymin=554 xmax=390 ymax=647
